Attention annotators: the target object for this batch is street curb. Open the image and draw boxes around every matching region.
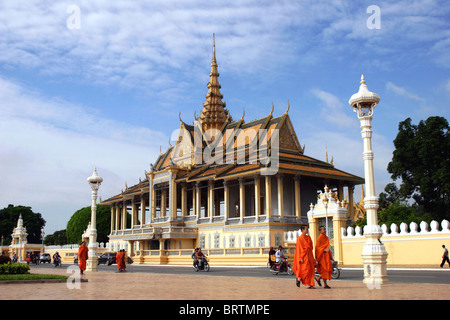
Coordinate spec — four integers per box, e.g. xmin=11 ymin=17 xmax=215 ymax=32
xmin=0 ymin=278 xmax=88 ymax=285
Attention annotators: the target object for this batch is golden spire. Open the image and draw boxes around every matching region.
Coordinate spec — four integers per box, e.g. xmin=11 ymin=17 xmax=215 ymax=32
xmin=200 ymin=33 xmax=230 ymax=132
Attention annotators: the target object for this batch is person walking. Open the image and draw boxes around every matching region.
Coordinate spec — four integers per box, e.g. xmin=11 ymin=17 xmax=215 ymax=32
xmin=117 ymin=249 xmax=126 ymax=272
xmin=315 ymin=226 xmax=334 ymax=289
xmin=292 ymin=225 xmax=315 ymax=289
xmin=440 ymin=245 xmax=450 ymax=268
xmin=78 ymin=241 xmax=89 ymax=275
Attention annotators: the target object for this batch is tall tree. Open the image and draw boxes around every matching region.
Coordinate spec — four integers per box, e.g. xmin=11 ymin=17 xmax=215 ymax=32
xmin=66 ymin=205 xmax=113 ymax=244
xmin=0 ymin=205 xmax=46 ymax=245
xmin=387 ymin=116 xmax=450 ymax=220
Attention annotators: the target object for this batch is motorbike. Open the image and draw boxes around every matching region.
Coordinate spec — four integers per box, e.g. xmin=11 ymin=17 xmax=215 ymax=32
xmin=315 ymin=261 xmax=341 ymax=279
xmin=268 ymin=256 xmax=294 ymax=276
xmin=53 ymin=257 xmax=62 ymax=268
xmin=193 ymin=256 xmax=210 ymax=272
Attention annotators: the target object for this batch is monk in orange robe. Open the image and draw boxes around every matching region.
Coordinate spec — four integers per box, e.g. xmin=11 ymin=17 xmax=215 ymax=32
xmin=315 ymin=226 xmax=334 ymax=289
xmin=293 ymin=225 xmax=315 ymax=288
xmin=78 ymin=241 xmax=89 ymax=274
xmin=117 ymin=249 xmax=126 ymax=272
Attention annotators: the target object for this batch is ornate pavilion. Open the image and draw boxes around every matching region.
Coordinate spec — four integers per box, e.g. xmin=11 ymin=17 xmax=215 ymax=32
xmin=101 ymin=38 xmax=364 ymax=265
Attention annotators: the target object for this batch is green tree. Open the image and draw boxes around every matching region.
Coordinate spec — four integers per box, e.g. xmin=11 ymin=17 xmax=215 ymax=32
xmin=378 ymin=203 xmax=431 ymax=228
xmin=0 ymin=205 xmax=46 ymax=245
xmin=44 ymin=229 xmax=67 ymax=245
xmin=387 ymin=116 xmax=450 ymax=220
xmin=66 ymin=205 xmax=113 ymax=244
xmin=378 ymin=183 xmax=404 ymax=210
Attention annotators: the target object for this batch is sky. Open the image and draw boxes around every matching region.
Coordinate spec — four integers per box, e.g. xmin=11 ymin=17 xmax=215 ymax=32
xmin=0 ymin=0 xmax=449 ymax=235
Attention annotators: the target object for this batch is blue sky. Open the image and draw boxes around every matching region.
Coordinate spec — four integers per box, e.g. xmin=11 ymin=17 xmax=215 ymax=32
xmin=0 ymin=0 xmax=449 ymax=234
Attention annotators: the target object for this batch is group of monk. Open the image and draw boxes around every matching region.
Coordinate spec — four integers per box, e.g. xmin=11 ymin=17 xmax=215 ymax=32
xmin=77 ymin=241 xmax=127 ymax=274
xmin=116 ymin=249 xmax=127 ymax=272
xmin=293 ymin=225 xmax=335 ymax=289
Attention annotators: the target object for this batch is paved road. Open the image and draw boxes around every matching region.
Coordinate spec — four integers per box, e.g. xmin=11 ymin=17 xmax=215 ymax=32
xmin=31 ymin=263 xmax=450 ymax=285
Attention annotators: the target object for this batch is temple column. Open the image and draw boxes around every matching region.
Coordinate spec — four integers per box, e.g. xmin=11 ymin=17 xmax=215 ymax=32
xmin=196 ymin=182 xmax=201 ymax=218
xmin=223 ymin=180 xmax=229 ymax=221
xmin=131 ymin=200 xmax=137 ymax=227
xmin=115 ymin=204 xmax=120 ymax=231
xmin=348 ymin=185 xmax=355 ymax=221
xmin=181 ymin=184 xmax=187 ymax=217
xmin=110 ymin=204 xmax=115 ymax=234
xmin=239 ymin=177 xmax=245 ymax=222
xmin=148 ymin=173 xmax=153 ymax=224
xmin=122 ymin=201 xmax=127 ymax=230
xmin=140 ymin=195 xmax=146 ymax=227
xmin=192 ymin=186 xmax=197 ymax=216
xmin=338 ymin=185 xmax=344 ymax=201
xmin=138 ymin=240 xmax=145 ymax=264
xmin=208 ymin=180 xmax=214 ymax=220
xmin=277 ymin=175 xmax=284 ymax=218
xmin=161 ymin=189 xmax=166 ymax=217
xmin=169 ymin=179 xmax=177 ymax=219
xmin=294 ymin=176 xmax=301 ymax=219
xmin=254 ymin=176 xmax=260 ymax=221
xmin=151 ymin=187 xmax=156 ymax=221
xmin=265 ymin=176 xmax=272 ymax=219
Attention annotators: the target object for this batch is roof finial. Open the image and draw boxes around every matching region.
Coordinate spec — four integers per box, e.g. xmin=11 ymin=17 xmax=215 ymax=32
xmin=360 ymin=74 xmax=366 ymax=85
xmin=212 ymin=33 xmax=216 ymax=63
xmin=284 ymin=100 xmax=290 ymax=114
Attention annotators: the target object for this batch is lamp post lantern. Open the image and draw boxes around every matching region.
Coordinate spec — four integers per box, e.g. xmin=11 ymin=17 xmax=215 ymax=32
xmin=86 ymin=167 xmax=103 ymax=272
xmin=349 ymin=75 xmax=388 ymax=286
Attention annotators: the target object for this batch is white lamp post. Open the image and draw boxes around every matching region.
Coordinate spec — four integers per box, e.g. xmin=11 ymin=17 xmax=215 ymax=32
xmin=349 ymin=75 xmax=388 ymax=286
xmin=86 ymin=167 xmax=103 ymax=272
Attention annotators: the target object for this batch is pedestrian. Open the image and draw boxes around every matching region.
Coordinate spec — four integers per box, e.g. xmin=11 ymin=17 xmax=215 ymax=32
xmin=440 ymin=245 xmax=450 ymax=268
xmin=315 ymin=226 xmax=334 ymax=289
xmin=78 ymin=241 xmax=89 ymax=274
xmin=117 ymin=249 xmax=126 ymax=272
xmin=292 ymin=225 xmax=315 ymax=289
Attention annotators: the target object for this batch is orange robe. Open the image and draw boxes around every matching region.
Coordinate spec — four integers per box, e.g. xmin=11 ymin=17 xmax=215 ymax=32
xmin=315 ymin=234 xmax=334 ymax=280
xmin=78 ymin=244 xmax=89 ymax=271
xmin=292 ymin=234 xmax=315 ymax=287
xmin=117 ymin=251 xmax=125 ymax=270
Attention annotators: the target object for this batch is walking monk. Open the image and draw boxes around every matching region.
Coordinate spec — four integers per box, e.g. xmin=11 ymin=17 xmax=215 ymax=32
xmin=117 ymin=249 xmax=126 ymax=272
xmin=315 ymin=226 xmax=334 ymax=289
xmin=293 ymin=225 xmax=315 ymax=289
xmin=78 ymin=241 xmax=89 ymax=275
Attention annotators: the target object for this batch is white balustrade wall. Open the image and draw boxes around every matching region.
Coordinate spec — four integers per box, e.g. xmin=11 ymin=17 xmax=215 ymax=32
xmin=341 ymin=220 xmax=450 ymax=238
xmin=283 ymin=220 xmax=450 ymax=266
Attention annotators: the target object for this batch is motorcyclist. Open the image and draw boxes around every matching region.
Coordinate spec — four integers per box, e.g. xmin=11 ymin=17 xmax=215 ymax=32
xmin=275 ymin=246 xmax=287 ymax=272
xmin=268 ymin=246 xmax=276 ymax=269
xmin=192 ymin=247 xmax=199 ymax=269
xmin=195 ymin=247 xmax=206 ymax=271
xmin=53 ymin=251 xmax=61 ymax=266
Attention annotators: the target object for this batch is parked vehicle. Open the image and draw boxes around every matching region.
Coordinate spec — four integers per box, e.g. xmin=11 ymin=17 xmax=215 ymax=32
xmin=98 ymin=252 xmax=117 ymax=265
xmin=40 ymin=253 xmax=51 ymax=263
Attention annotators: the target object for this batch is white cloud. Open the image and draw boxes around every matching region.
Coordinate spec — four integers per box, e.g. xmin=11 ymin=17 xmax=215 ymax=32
xmin=311 ymin=88 xmax=355 ymax=129
xmin=0 ymin=76 xmax=166 ymax=233
xmin=386 ymin=81 xmax=425 ymax=102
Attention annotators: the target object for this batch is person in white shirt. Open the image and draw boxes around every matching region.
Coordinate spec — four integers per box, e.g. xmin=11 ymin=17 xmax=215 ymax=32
xmin=275 ymin=246 xmax=287 ymax=272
